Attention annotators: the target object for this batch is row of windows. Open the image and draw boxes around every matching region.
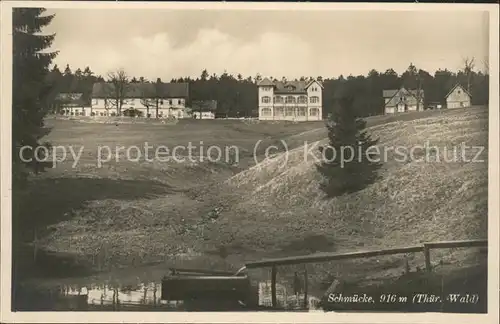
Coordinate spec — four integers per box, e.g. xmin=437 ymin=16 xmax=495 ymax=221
xmin=261 ymin=96 xmax=320 ymax=104
xmin=60 ymin=109 xmax=180 ymax=117
xmin=93 ymin=98 xmax=185 ymax=106
xmin=261 ymin=107 xmax=320 ymax=117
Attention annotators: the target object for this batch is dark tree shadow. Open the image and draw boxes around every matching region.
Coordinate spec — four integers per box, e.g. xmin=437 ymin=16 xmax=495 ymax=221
xmin=11 ymin=177 xmax=178 ymax=285
xmin=14 ymin=177 xmax=178 ymax=235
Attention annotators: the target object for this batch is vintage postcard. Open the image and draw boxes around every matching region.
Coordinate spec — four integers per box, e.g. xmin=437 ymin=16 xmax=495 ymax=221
xmin=1 ymin=1 xmax=499 ymax=323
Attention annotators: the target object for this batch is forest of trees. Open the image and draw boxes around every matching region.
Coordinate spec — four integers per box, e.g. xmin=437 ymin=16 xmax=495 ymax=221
xmin=47 ymin=60 xmax=490 ymax=119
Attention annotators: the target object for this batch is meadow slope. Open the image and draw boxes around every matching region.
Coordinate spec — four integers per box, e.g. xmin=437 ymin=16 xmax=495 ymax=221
xmin=27 ymin=109 xmax=488 ymax=286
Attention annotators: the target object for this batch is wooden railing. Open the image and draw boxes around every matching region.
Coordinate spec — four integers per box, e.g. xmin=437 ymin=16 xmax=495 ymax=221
xmin=245 ymin=239 xmax=487 ymax=308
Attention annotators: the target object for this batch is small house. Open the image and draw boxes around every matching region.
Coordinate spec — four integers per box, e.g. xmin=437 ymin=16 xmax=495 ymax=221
xmin=383 ymin=87 xmax=424 ymax=114
xmin=445 ymin=84 xmax=471 ymax=109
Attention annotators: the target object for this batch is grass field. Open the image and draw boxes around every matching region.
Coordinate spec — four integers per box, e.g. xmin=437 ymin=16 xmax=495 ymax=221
xmin=16 ymin=108 xmax=488 ymax=296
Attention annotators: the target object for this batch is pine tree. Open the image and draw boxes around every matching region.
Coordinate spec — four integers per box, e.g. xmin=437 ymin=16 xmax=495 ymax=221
xmin=12 ymin=8 xmax=58 ymax=295
xmin=63 ymin=63 xmax=72 ymax=76
xmin=12 ymin=8 xmax=58 ymax=184
xmin=83 ymin=66 xmax=93 ymax=77
xmin=74 ymin=68 xmax=83 ymax=78
xmin=316 ymin=95 xmax=382 ymax=198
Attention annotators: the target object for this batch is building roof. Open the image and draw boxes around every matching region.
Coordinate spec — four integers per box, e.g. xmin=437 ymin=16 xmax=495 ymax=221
xmin=257 ymin=78 xmax=323 ymax=94
xmin=274 ymin=81 xmax=308 ymax=94
xmin=51 ymin=79 xmax=94 ymax=106
xmin=92 ymin=82 xmax=189 ymax=98
xmin=305 ymin=79 xmax=324 ymax=89
xmin=383 ymin=87 xmax=424 ymax=99
xmin=257 ymin=78 xmax=274 ymax=87
xmin=445 ymin=83 xmax=471 ymax=99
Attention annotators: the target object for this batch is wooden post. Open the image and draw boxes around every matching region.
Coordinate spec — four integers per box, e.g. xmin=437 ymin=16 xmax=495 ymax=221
xmin=271 ymin=265 xmax=277 ymax=308
xmin=424 ymin=245 xmax=431 ymax=272
xmin=33 ymin=229 xmax=38 ymax=263
xmin=303 ymin=266 xmax=308 ymax=310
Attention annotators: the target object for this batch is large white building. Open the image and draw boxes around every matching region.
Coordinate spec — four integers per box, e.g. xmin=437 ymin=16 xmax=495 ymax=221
xmin=257 ymin=78 xmax=323 ymax=121
xmin=91 ymin=82 xmax=189 ymax=118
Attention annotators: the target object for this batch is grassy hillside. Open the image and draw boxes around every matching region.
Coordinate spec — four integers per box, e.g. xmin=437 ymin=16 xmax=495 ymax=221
xmin=214 ymin=108 xmax=488 ymax=252
xmin=19 ymin=109 xmax=488 ymax=288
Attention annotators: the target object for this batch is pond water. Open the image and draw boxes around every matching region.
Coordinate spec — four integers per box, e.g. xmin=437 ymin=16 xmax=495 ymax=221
xmin=13 ymin=248 xmax=322 ymax=311
xmin=14 ymin=279 xmax=322 ymax=311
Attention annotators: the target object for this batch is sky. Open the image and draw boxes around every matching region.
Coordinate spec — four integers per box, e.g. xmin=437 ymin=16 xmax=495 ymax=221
xmin=45 ymin=8 xmax=490 ymax=80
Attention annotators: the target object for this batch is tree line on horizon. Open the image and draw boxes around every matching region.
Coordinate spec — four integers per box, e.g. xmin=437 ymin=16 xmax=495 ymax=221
xmin=47 ymin=61 xmax=489 ymax=118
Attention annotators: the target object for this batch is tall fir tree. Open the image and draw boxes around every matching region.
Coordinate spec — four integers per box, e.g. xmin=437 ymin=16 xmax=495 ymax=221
xmin=12 ymin=8 xmax=58 ymax=302
xmin=316 ymin=96 xmax=382 ymax=198
xmin=12 ymin=8 xmax=58 ymax=183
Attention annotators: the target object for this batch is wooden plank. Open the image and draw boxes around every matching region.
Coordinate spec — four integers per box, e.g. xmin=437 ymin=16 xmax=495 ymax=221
xmin=271 ymin=266 xmax=277 ymax=308
xmin=169 ymin=267 xmax=236 ymax=276
xmin=246 ymin=245 xmax=424 ymax=268
xmin=423 ymin=239 xmax=488 ymax=249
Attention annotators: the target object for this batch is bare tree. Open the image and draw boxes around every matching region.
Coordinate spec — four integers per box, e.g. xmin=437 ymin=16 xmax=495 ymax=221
xmin=155 ymin=78 xmax=162 ymax=118
xmin=463 ymin=57 xmax=475 ymax=94
xmin=482 ymin=57 xmax=489 ymax=75
xmin=106 ymin=69 xmax=129 ymax=116
xmin=140 ymin=83 xmax=155 ymax=118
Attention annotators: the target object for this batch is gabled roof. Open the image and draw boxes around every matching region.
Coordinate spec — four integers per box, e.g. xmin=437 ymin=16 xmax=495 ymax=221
xmin=383 ymin=87 xmax=424 ymax=99
xmin=257 ymin=78 xmax=274 ymax=87
xmin=445 ymin=83 xmax=471 ymax=99
xmin=92 ymin=82 xmax=189 ymax=98
xmin=305 ymin=79 xmax=324 ymax=89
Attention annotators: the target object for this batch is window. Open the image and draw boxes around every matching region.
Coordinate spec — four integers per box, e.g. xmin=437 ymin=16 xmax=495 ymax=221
xmin=310 ymin=96 xmax=319 ymax=104
xmin=285 ymin=107 xmax=294 ymax=116
xmin=274 ymin=96 xmax=284 ymax=104
xmin=92 ymin=99 xmax=98 ymax=105
xmin=261 ymin=108 xmax=272 ymax=116
xmin=275 ymin=107 xmax=284 ymax=116
xmin=262 ymin=96 xmax=271 ymax=104
xmin=169 ymin=99 xmax=172 ymax=105
xmin=160 ymin=99 xmax=164 ymax=105
xmin=310 ymin=108 xmax=319 ymax=116
xmin=285 ymin=96 xmax=296 ymax=104
xmin=458 ymin=90 xmax=461 ymax=94
xmin=298 ymin=107 xmax=306 ymax=116
xmin=298 ymin=96 xmax=307 ymax=104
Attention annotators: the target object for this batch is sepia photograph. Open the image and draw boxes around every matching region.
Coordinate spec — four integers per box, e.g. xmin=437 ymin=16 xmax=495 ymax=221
xmin=1 ymin=1 xmax=498 ymax=323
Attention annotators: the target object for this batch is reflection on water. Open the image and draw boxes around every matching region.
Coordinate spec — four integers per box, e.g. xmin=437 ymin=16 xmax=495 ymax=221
xmin=62 ymin=282 xmax=171 ymax=306
xmin=16 ymin=280 xmax=321 ymax=311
